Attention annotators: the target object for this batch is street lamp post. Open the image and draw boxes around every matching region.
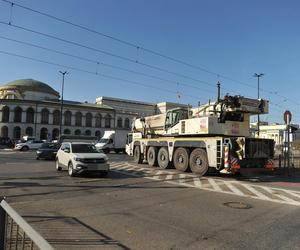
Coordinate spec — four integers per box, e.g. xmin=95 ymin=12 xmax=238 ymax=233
xmin=59 ymin=71 xmax=68 ymax=137
xmin=254 ymin=73 xmax=264 ymax=136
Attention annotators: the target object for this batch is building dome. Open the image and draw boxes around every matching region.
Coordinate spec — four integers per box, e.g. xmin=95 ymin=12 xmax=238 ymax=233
xmin=0 ymin=79 xmax=60 ymax=100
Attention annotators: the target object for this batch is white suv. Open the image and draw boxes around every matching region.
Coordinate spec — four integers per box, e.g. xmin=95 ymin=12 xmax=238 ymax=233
xmin=15 ymin=140 xmax=44 ymax=151
xmin=55 ymin=142 xmax=109 ymax=177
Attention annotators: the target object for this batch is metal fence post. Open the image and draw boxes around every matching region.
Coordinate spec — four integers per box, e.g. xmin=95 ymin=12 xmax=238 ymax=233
xmin=0 ymin=199 xmax=6 ymax=250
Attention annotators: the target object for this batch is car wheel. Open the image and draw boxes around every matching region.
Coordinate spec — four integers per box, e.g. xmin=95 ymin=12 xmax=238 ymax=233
xmin=56 ymin=159 xmax=62 ymax=171
xmin=68 ymin=162 xmax=75 ymax=177
xmin=100 ymin=171 xmax=108 ymax=177
xmin=22 ymin=146 xmax=29 ymax=151
xmin=36 ymin=156 xmax=39 ymax=160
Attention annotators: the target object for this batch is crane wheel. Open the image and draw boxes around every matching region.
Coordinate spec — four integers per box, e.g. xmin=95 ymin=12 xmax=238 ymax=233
xmin=133 ymin=146 xmax=143 ymax=164
xmin=147 ymin=147 xmax=158 ymax=167
xmin=158 ymin=147 xmax=171 ymax=169
xmin=189 ymin=148 xmax=209 ymax=176
xmin=173 ymin=147 xmax=190 ymax=172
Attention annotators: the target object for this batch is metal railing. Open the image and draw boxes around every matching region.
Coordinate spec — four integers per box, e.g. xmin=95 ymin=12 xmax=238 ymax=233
xmin=0 ymin=198 xmax=54 ymax=250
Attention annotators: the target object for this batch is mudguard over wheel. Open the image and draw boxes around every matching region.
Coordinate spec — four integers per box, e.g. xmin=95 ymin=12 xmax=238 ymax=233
xmin=173 ymin=147 xmax=190 ymax=172
xmin=189 ymin=148 xmax=209 ymax=176
xmin=133 ymin=146 xmax=143 ymax=164
xmin=157 ymin=147 xmax=171 ymax=169
xmin=147 ymin=146 xmax=158 ymax=167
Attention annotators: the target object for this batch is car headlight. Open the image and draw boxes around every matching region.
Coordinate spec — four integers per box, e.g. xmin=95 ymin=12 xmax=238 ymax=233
xmin=36 ymin=150 xmax=41 ymax=154
xmin=73 ymin=157 xmax=82 ymax=162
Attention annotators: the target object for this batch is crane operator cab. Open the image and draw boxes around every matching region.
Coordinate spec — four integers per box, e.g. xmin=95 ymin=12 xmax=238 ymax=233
xmin=165 ymin=108 xmax=189 ymax=134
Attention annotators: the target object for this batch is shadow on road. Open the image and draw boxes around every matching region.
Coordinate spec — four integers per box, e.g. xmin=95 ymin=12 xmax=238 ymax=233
xmin=23 ymin=215 xmax=130 ymax=249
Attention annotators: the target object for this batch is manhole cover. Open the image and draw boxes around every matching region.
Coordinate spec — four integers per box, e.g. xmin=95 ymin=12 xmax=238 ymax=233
xmin=223 ymin=201 xmax=252 ymax=209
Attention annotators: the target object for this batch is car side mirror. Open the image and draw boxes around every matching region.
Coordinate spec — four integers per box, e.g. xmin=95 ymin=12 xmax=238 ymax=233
xmin=64 ymin=148 xmax=70 ymax=153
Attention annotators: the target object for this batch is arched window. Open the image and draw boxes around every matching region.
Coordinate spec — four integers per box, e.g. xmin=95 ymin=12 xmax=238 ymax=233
xmin=14 ymin=107 xmax=22 ymax=123
xmin=85 ymin=130 xmax=91 ymax=136
xmin=104 ymin=114 xmax=111 ymax=128
xmin=25 ymin=127 xmax=33 ymax=136
xmin=95 ymin=114 xmax=102 ymax=127
xmin=85 ymin=113 xmax=92 ymax=127
xmin=26 ymin=107 xmax=34 ymax=124
xmin=63 ymin=128 xmax=71 ymax=135
xmin=124 ymin=118 xmax=130 ymax=129
xmin=95 ymin=130 xmax=101 ymax=138
xmin=64 ymin=111 xmax=72 ymax=126
xmin=1 ymin=126 xmax=8 ymax=137
xmin=75 ymin=112 xmax=82 ymax=127
xmin=74 ymin=129 xmax=81 ymax=135
xmin=40 ymin=127 xmax=48 ymax=140
xmin=117 ymin=117 xmax=123 ymax=128
xmin=13 ymin=126 xmax=21 ymax=139
xmin=2 ymin=106 xmax=10 ymax=122
xmin=41 ymin=108 xmax=49 ymax=124
xmin=52 ymin=128 xmax=59 ymax=140
xmin=53 ymin=110 xmax=60 ymax=125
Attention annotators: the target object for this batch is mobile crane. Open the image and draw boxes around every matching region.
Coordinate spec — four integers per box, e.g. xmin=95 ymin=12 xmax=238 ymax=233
xmin=125 ymin=93 xmax=274 ymax=176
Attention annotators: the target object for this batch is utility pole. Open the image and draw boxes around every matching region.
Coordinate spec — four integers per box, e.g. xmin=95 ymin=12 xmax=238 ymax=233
xmin=254 ymin=73 xmax=264 ymax=136
xmin=59 ymin=71 xmax=68 ymax=137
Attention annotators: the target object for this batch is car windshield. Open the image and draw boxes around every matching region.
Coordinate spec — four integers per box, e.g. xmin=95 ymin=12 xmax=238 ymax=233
xmin=98 ymin=138 xmax=109 ymax=143
xmin=72 ymin=144 xmax=99 ymax=153
xmin=41 ymin=143 xmax=60 ymax=149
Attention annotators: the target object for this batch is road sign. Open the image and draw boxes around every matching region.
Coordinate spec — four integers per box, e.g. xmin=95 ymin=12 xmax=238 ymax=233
xmin=284 ymin=110 xmax=292 ymax=125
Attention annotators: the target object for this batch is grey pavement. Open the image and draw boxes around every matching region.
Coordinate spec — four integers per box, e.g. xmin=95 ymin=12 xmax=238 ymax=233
xmin=0 ymin=150 xmax=300 ymax=250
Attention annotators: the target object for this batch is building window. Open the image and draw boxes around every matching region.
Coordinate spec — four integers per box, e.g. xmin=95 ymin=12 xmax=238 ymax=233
xmin=53 ymin=110 xmax=61 ymax=125
xmin=26 ymin=107 xmax=35 ymax=124
xmin=95 ymin=130 xmax=101 ymax=138
xmin=2 ymin=106 xmax=10 ymax=122
xmin=117 ymin=117 xmax=123 ymax=128
xmin=14 ymin=107 xmax=22 ymax=123
xmin=13 ymin=126 xmax=21 ymax=139
xmin=86 ymin=113 xmax=92 ymax=127
xmin=124 ymin=118 xmax=130 ymax=129
xmin=95 ymin=114 xmax=102 ymax=127
xmin=41 ymin=108 xmax=49 ymax=124
xmin=75 ymin=112 xmax=82 ymax=127
xmin=64 ymin=111 xmax=72 ymax=126
xmin=40 ymin=127 xmax=48 ymax=140
xmin=74 ymin=129 xmax=81 ymax=135
xmin=52 ymin=128 xmax=59 ymax=140
xmin=1 ymin=126 xmax=8 ymax=137
xmin=63 ymin=128 xmax=71 ymax=135
xmin=104 ymin=114 xmax=111 ymax=128
xmin=85 ymin=130 xmax=91 ymax=136
xmin=25 ymin=127 xmax=33 ymax=136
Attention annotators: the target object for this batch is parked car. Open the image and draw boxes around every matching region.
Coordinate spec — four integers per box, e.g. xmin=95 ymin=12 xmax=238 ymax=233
xmin=0 ymin=137 xmax=13 ymax=148
xmin=15 ymin=140 xmax=44 ymax=151
xmin=55 ymin=142 xmax=109 ymax=177
xmin=36 ymin=142 xmax=60 ymax=160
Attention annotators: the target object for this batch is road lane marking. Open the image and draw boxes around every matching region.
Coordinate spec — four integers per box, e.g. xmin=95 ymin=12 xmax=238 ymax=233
xmin=110 ymin=161 xmax=300 ymax=206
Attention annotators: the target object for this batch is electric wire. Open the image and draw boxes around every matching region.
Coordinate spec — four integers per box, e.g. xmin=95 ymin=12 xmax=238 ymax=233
xmin=2 ymin=0 xmax=297 ymax=103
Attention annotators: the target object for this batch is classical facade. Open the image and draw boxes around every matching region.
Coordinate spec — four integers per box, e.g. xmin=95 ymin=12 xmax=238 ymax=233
xmin=0 ymin=79 xmax=189 ymax=141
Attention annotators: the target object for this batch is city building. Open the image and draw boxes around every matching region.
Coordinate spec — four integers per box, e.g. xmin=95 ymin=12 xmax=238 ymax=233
xmin=0 ymin=79 xmax=188 ymax=141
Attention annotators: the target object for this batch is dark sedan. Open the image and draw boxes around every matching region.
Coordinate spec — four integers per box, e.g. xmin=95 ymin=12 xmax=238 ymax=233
xmin=36 ymin=143 xmax=60 ymax=160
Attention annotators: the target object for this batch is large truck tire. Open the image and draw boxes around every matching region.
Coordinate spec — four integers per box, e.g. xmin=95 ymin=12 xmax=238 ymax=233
xmin=157 ymin=147 xmax=171 ymax=169
xmin=189 ymin=148 xmax=209 ymax=176
xmin=133 ymin=146 xmax=143 ymax=164
xmin=147 ymin=146 xmax=158 ymax=167
xmin=173 ymin=147 xmax=190 ymax=172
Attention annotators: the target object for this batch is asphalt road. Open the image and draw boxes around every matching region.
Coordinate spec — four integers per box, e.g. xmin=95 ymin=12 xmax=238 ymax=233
xmin=0 ymin=150 xmax=300 ymax=250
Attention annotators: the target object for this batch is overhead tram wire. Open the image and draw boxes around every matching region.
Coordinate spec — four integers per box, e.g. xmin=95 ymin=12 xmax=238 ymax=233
xmin=0 ymin=21 xmax=237 ymax=95
xmin=2 ymin=0 xmax=297 ymax=102
xmin=0 ymin=49 xmax=202 ymax=101
xmin=0 ymin=35 xmax=216 ymax=94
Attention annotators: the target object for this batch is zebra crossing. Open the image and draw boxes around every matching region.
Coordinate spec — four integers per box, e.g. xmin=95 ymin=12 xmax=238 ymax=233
xmin=109 ymin=161 xmax=300 ymax=207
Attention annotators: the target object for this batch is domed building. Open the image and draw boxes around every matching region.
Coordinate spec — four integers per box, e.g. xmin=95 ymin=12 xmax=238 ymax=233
xmin=0 ymin=79 xmax=116 ymax=140
xmin=0 ymin=78 xmax=185 ymax=142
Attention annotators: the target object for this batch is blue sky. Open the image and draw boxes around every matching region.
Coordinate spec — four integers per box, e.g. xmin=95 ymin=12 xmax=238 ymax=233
xmin=0 ymin=0 xmax=299 ymax=123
